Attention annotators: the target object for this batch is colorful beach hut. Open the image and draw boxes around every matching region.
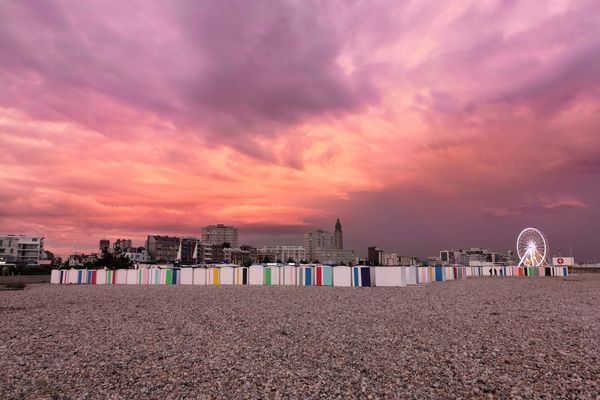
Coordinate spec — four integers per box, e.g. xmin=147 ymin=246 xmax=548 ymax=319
xmin=234 ymin=266 xmax=249 ymax=285
xmin=314 ymin=265 xmax=333 ymax=286
xmin=297 ymin=265 xmax=314 ymax=286
xmin=263 ymin=264 xmax=281 ymax=286
xmin=352 ymin=266 xmax=375 ymax=287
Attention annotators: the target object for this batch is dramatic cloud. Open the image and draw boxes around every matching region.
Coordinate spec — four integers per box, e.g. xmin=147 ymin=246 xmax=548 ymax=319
xmin=1 ymin=0 xmax=599 ymax=259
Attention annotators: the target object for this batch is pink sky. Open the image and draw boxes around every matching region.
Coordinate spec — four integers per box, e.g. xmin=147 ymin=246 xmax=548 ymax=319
xmin=1 ymin=0 xmax=599 ymax=260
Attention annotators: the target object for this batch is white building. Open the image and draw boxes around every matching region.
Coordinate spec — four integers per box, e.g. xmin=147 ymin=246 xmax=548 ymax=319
xmin=0 ymin=234 xmax=45 ymax=265
xmin=201 ymin=224 xmax=239 ymax=248
xmin=123 ymin=247 xmax=147 ymax=264
xmin=257 ymin=246 xmax=306 ymax=263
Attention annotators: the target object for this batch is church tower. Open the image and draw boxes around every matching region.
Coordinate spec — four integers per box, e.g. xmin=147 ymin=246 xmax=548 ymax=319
xmin=334 ymin=218 xmax=343 ymax=250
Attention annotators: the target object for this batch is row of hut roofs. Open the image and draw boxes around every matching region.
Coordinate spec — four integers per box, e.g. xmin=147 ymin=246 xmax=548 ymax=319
xmin=52 ymin=264 xmax=569 ymax=287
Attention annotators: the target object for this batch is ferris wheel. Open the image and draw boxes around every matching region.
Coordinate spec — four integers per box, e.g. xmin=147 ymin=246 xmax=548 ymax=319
xmin=516 ymin=228 xmax=548 ymax=267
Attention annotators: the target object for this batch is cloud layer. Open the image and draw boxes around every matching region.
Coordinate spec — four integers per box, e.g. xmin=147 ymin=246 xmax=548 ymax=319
xmin=1 ymin=0 xmax=599 ymax=259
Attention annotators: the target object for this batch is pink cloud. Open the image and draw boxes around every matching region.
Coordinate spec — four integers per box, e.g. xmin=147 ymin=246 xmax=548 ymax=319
xmin=1 ymin=0 xmax=599 ymax=259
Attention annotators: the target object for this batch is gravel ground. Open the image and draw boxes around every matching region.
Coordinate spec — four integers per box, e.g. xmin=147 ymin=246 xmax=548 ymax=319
xmin=1 ymin=275 xmax=599 ymax=399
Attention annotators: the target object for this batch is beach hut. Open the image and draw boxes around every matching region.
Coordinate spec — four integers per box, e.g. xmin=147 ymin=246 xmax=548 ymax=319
xmin=58 ymin=269 xmax=67 ymax=284
xmin=207 ymin=267 xmax=220 ymax=285
xmin=164 ymin=269 xmax=173 ymax=285
xmin=434 ymin=265 xmax=444 ymax=282
xmin=405 ymin=266 xmax=418 ymax=285
xmin=115 ymin=269 xmax=128 ymax=285
xmin=263 ymin=264 xmax=281 ymax=286
xmin=352 ymin=266 xmax=375 ymax=287
xmin=86 ymin=270 xmax=97 ymax=284
xmin=314 ymin=265 xmax=333 ymax=286
xmin=126 ymin=269 xmax=139 ymax=285
xmin=147 ymin=268 xmax=159 ymax=285
xmin=169 ymin=268 xmax=180 ymax=285
xmin=297 ymin=265 xmax=314 ymax=286
xmin=68 ymin=269 xmax=80 ymax=284
xmin=374 ymin=266 xmax=405 ymax=287
xmin=417 ymin=267 xmax=429 ymax=284
xmin=234 ymin=266 xmax=249 ymax=285
xmin=220 ymin=265 xmax=235 ymax=285
xmin=157 ymin=268 xmax=166 ymax=284
xmin=248 ymin=264 xmax=264 ymax=285
xmin=193 ymin=267 xmax=207 ymax=285
xmin=94 ymin=269 xmax=105 ymax=285
xmin=50 ymin=269 xmax=61 ymax=284
xmin=332 ymin=266 xmax=352 ymax=287
xmin=281 ymin=265 xmax=297 ymax=286
xmin=180 ymin=268 xmax=194 ymax=285
xmin=139 ymin=268 xmax=150 ymax=284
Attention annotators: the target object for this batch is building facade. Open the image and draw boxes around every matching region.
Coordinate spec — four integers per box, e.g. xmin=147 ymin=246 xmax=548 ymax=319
xmin=223 ymin=245 xmax=258 ymax=265
xmin=367 ymin=246 xmax=383 ymax=266
xmin=257 ymin=246 xmax=306 ymax=263
xmin=0 ymin=235 xmax=45 ymax=266
xmin=304 ymin=229 xmax=335 ymax=262
xmin=123 ymin=247 xmax=147 ymax=264
xmin=440 ymin=248 xmax=508 ymax=266
xmin=304 ymin=219 xmax=356 ymax=264
xmin=145 ymin=235 xmax=180 ymax=262
xmin=379 ymin=253 xmax=417 ymax=266
xmin=201 ymin=224 xmax=239 ymax=248
xmin=311 ymin=248 xmax=356 ymax=265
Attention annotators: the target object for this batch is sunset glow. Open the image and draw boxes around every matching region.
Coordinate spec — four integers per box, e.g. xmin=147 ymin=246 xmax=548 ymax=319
xmin=1 ymin=0 xmax=599 ymax=258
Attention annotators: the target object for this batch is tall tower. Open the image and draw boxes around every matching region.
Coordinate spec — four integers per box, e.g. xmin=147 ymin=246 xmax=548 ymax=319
xmin=334 ymin=218 xmax=343 ymax=250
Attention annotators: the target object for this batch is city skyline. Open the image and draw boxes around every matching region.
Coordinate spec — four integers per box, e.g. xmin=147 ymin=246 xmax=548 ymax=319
xmin=1 ymin=1 xmax=599 ymax=259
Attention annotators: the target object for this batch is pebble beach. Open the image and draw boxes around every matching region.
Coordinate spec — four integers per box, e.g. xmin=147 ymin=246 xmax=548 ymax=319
xmin=1 ymin=275 xmax=599 ymax=399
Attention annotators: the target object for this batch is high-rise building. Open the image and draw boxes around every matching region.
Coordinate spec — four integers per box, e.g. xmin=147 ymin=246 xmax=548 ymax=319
xmin=201 ymin=224 xmax=239 ymax=248
xmin=304 ymin=229 xmax=335 ymax=262
xmin=0 ymin=234 xmax=45 ymax=266
xmin=99 ymin=239 xmax=110 ymax=253
xmin=304 ymin=220 xmax=355 ymax=264
xmin=334 ymin=218 xmax=343 ymax=250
